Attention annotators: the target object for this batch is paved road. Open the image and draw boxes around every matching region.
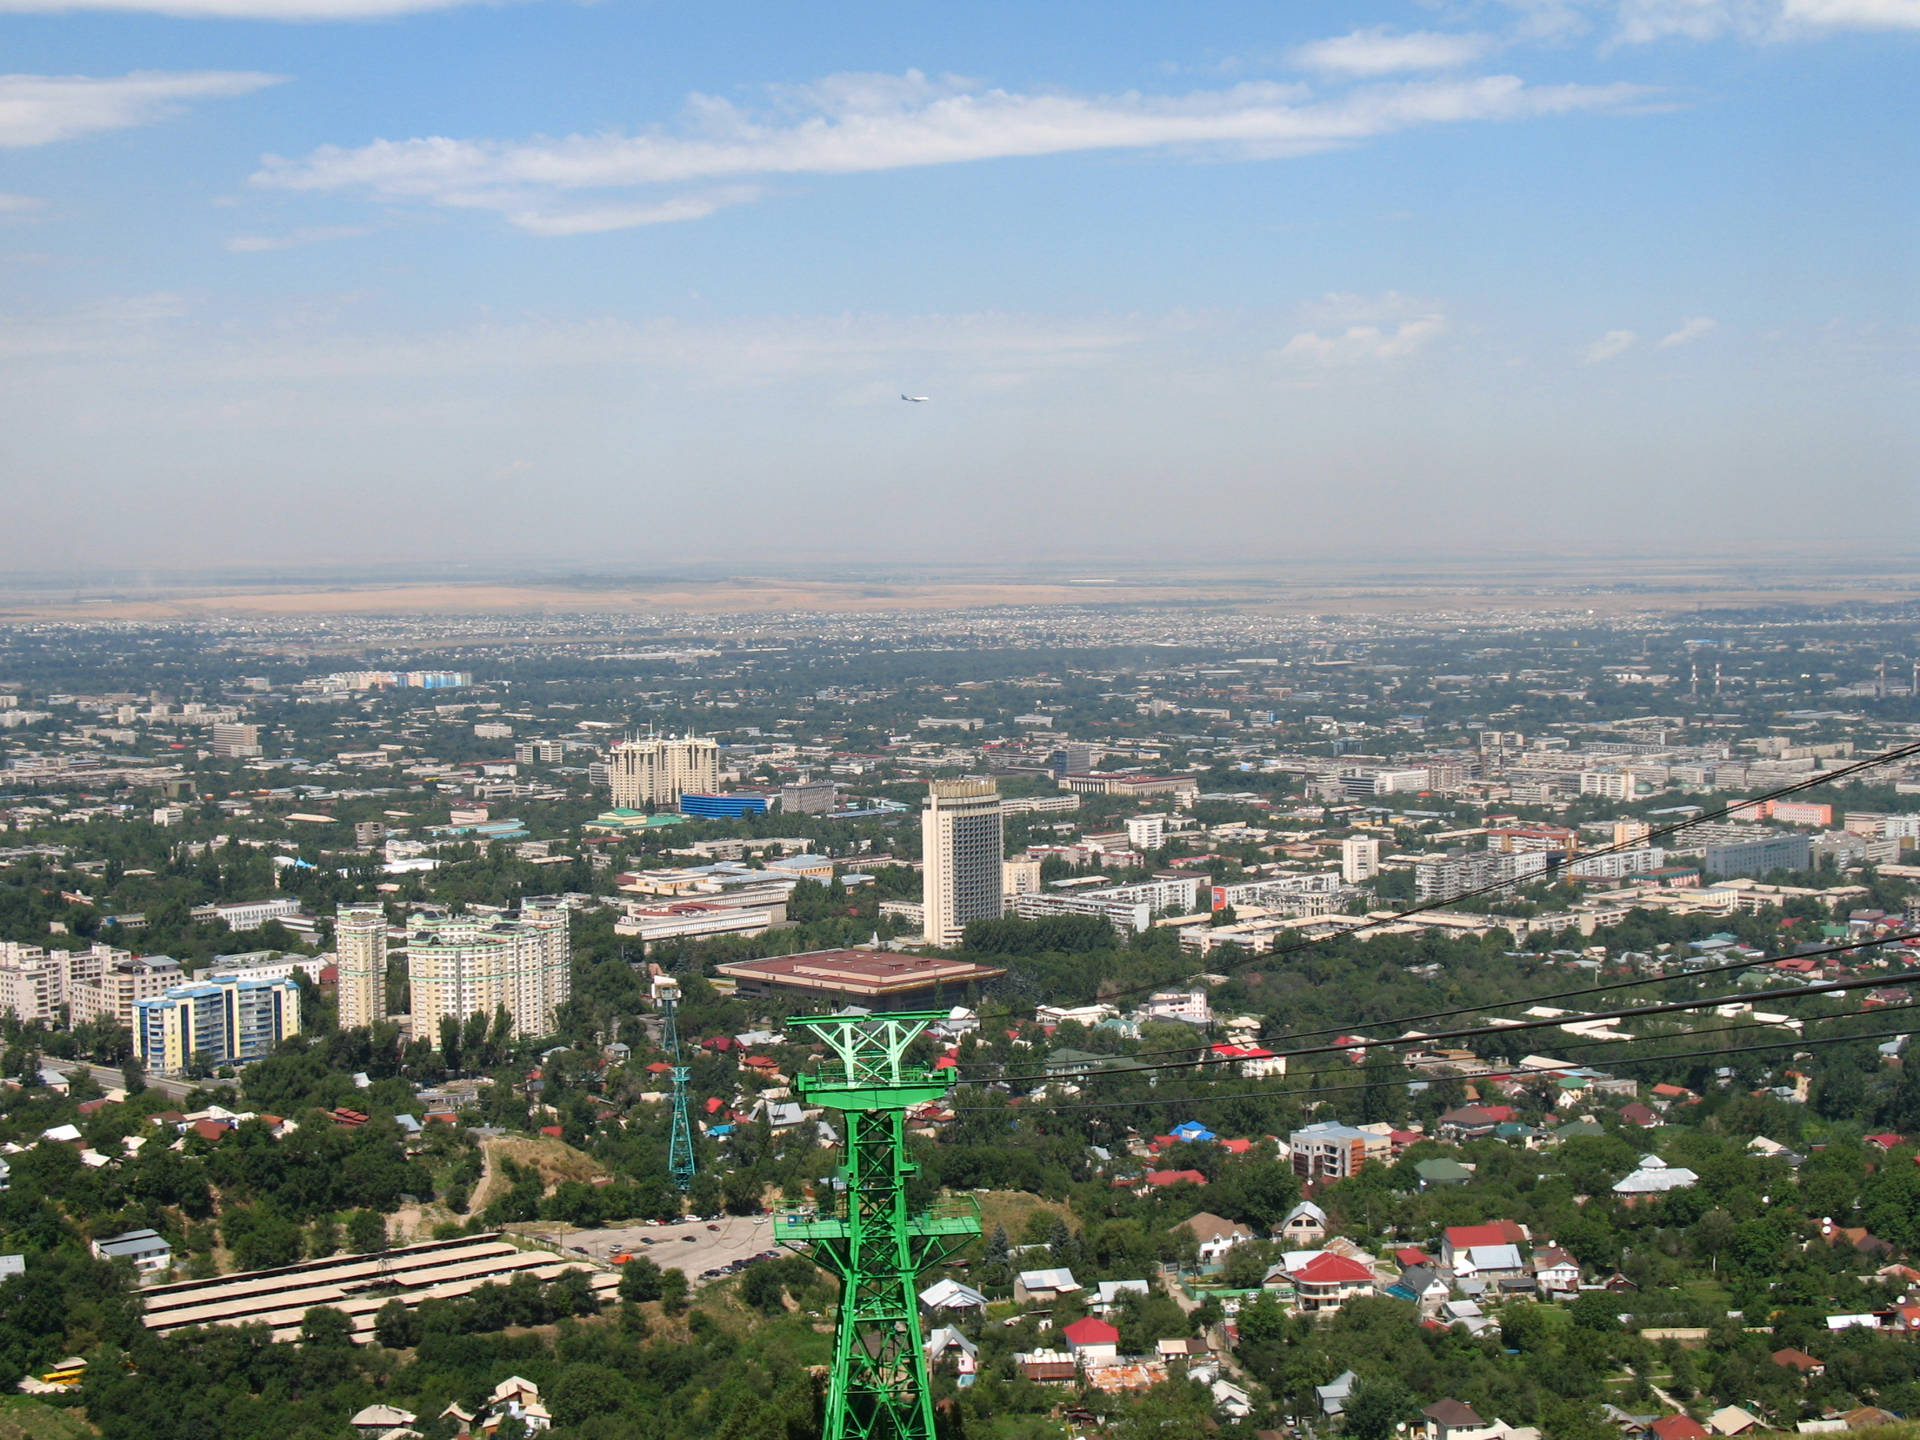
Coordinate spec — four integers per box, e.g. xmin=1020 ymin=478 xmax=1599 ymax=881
xmin=558 ymin=1213 xmax=788 ymax=1288
xmin=46 ymin=1059 xmax=231 ymax=1103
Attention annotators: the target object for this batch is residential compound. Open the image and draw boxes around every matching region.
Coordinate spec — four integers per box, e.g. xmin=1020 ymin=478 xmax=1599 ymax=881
xmin=403 ymin=900 xmax=572 ymax=1041
xmin=133 ymin=972 xmax=301 ymax=1075
xmin=606 ymin=733 xmax=719 ymax=811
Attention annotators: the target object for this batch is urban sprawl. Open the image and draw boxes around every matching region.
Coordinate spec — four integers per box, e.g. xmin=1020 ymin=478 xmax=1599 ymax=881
xmin=1 ymin=600 xmax=1919 ymax=1440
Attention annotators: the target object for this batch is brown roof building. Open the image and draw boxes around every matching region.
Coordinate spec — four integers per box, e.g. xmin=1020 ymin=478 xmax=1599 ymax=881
xmin=714 ymin=949 xmax=1005 ymax=1003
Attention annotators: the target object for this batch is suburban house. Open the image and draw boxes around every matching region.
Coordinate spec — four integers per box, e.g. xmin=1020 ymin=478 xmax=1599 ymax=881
xmin=1062 ymin=1316 xmax=1120 ymax=1365
xmin=1424 ymin=1399 xmax=1506 ymax=1440
xmin=1440 ymin=1222 xmax=1527 ymax=1271
xmin=1014 ymin=1267 xmax=1080 ymax=1304
xmin=1288 ymin=1252 xmax=1378 ymax=1313
xmin=1093 ymin=1279 xmax=1151 ymax=1314
xmin=1613 ymin=1155 xmax=1700 ymax=1202
xmin=1177 ymin=1211 xmax=1257 ymax=1264
xmin=1531 ymin=1246 xmax=1581 ymax=1296
xmin=1280 ymin=1201 xmax=1328 ymax=1245
xmin=1316 ymin=1370 xmax=1359 ymax=1418
xmin=91 ymin=1228 xmax=172 ymax=1274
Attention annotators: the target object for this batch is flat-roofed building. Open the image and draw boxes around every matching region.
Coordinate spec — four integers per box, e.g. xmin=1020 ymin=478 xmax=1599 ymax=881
xmin=714 ymin=948 xmax=1005 ymax=1004
xmin=607 ymin=734 xmax=719 ymax=811
xmin=133 ymin=973 xmax=301 ymax=1075
xmin=334 ymin=905 xmax=388 ymax=1031
xmin=71 ymin=955 xmax=183 ymax=1029
xmin=922 ymin=779 xmax=1004 ymax=947
xmin=405 ymin=898 xmax=570 ymax=1041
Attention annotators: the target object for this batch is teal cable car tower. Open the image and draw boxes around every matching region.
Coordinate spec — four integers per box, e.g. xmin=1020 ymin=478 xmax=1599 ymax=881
xmin=651 ymin=975 xmax=697 ymax=1192
xmin=779 ymin=1011 xmax=979 ymax=1440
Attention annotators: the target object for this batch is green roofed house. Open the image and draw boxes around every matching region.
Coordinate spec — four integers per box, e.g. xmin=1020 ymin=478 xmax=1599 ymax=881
xmin=1416 ymin=1158 xmax=1472 ymax=1189
xmin=585 ymin=808 xmax=688 ymax=834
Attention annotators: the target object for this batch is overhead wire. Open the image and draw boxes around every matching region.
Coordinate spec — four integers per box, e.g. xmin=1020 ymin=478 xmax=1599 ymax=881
xmin=944 ymin=1016 xmax=1919 ymax=1116
xmin=955 ymin=949 xmax=1920 ymax=1087
xmin=991 ymin=734 xmax=1920 ymax=1018
xmin=954 ymin=927 xmax=1920 ymax=1080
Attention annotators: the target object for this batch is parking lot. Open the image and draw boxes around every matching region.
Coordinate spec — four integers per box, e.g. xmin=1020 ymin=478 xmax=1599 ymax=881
xmin=561 ymin=1213 xmax=788 ymax=1288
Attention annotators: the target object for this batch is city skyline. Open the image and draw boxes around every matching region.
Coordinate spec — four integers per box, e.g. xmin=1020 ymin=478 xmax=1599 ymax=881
xmin=0 ymin=0 xmax=1913 ymax=572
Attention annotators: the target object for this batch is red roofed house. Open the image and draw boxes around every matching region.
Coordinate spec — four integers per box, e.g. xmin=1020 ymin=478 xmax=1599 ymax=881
xmin=645 ymin=1061 xmax=674 ymax=1076
xmin=1866 ymin=1133 xmax=1905 ymax=1153
xmin=1650 ymin=1417 xmax=1710 ymax=1440
xmin=1210 ymin=1042 xmax=1287 ymax=1079
xmin=1619 ymin=1102 xmax=1659 ymax=1129
xmin=1772 ymin=1348 xmax=1825 ymax=1377
xmin=539 ymin=1124 xmax=564 ymax=1139
xmin=188 ymin=1118 xmax=231 ymax=1143
xmin=1062 ymin=1316 xmax=1120 ymax=1364
xmin=1440 ymin=1222 xmax=1527 ymax=1270
xmin=1289 ymin=1252 xmax=1377 ymax=1313
xmin=1140 ymin=1168 xmax=1207 ymax=1192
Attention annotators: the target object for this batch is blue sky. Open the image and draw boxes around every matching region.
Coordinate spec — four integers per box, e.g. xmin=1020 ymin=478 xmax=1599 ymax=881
xmin=0 ymin=0 xmax=1914 ymax=573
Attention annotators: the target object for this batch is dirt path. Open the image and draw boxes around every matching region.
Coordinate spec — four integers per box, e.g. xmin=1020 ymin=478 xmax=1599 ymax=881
xmin=469 ymin=1138 xmax=503 ymax=1215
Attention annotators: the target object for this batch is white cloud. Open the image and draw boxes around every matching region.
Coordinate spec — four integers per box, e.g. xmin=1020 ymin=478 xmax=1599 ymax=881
xmin=0 ymin=192 xmax=46 ymax=213
xmin=1278 ymin=295 xmax=1448 ymax=365
xmin=1290 ymin=27 xmax=1497 ymax=76
xmin=1657 ymin=316 xmax=1717 ymax=347
xmin=503 ymin=186 xmax=761 ymax=237
xmin=0 ymin=0 xmax=510 ymax=17
xmin=254 ymin=69 xmax=1655 ymax=234
xmin=1608 ymin=0 xmax=1920 ymax=40
xmin=225 ymin=224 xmax=373 ymax=252
xmin=1779 ymin=0 xmax=1920 ymax=26
xmin=0 ymin=71 xmax=283 ymax=148
xmin=1583 ymin=328 xmax=1637 ymax=362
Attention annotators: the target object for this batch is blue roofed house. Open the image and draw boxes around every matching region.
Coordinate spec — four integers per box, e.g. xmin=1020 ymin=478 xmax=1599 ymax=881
xmin=92 ymin=1228 xmax=171 ymax=1274
xmin=1171 ymin=1121 xmax=1217 ymax=1143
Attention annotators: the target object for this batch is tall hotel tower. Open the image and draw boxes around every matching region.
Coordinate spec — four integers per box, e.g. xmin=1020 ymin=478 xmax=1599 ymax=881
xmin=921 ymin=779 xmax=1005 ymax=947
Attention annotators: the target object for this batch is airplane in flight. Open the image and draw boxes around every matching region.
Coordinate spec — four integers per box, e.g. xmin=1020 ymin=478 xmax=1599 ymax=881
xmin=901 ymin=394 xmax=930 ymax=403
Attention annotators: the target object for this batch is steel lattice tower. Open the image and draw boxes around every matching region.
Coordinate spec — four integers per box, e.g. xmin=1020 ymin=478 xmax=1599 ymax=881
xmin=779 ymin=1011 xmax=979 ymax=1440
xmin=652 ymin=976 xmax=697 ymax=1192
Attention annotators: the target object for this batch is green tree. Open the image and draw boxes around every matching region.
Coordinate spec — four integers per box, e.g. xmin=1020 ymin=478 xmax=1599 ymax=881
xmin=299 ymin=1305 xmax=354 ymax=1347
xmin=346 ymin=1209 xmax=388 ymax=1253
xmin=618 ymin=1255 xmax=664 ymax=1302
xmin=1345 ymin=1377 xmax=1420 ymax=1440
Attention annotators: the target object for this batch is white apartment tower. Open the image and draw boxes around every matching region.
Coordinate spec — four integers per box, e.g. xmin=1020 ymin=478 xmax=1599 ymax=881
xmin=335 ymin=905 xmax=388 ymax=1031
xmin=922 ymin=779 xmax=1005 ymax=948
xmin=1341 ymin=835 xmax=1382 ymax=885
xmin=607 ymin=734 xmax=720 ymax=811
xmin=406 ymin=899 xmax=572 ymax=1041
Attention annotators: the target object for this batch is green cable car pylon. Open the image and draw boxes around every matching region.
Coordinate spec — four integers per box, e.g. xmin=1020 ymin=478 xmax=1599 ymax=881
xmin=651 ymin=975 xmax=697 ymax=1192
xmin=779 ymin=1011 xmax=979 ymax=1440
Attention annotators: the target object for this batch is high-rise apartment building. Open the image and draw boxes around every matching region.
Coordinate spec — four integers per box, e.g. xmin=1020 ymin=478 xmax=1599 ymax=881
xmin=607 ymin=734 xmax=720 ymax=811
xmin=0 ymin=943 xmax=61 ymax=1024
xmin=335 ymin=905 xmax=389 ymax=1031
xmin=210 ymin=723 xmax=262 ymax=759
xmin=71 ymin=954 xmax=183 ymax=1029
xmin=1340 ymin=836 xmax=1382 ymax=884
xmin=134 ymin=973 xmax=301 ymax=1075
xmin=921 ymin=779 xmax=1004 ymax=948
xmin=406 ymin=898 xmax=571 ymax=1041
